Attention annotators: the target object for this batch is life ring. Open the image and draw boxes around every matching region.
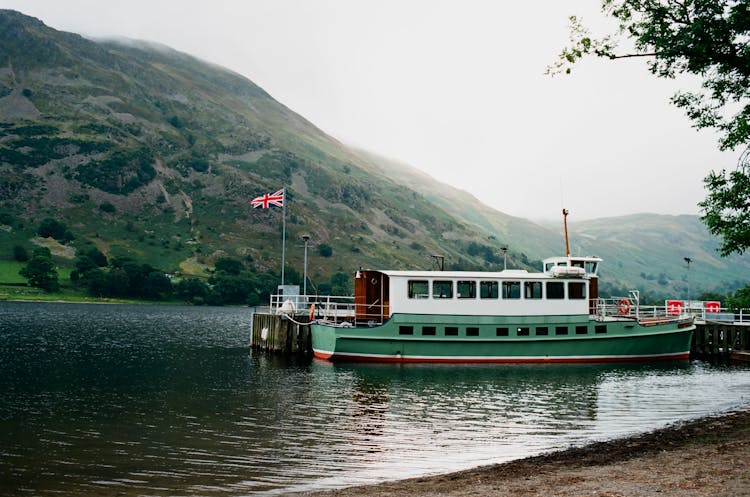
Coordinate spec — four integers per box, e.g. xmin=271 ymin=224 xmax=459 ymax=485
xmin=618 ymin=299 xmax=630 ymax=314
xmin=309 ymin=303 xmax=315 ymax=321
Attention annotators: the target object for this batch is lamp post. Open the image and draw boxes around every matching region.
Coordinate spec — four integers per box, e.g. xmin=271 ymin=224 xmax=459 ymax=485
xmin=302 ymin=235 xmax=310 ymax=296
xmin=500 ymin=246 xmax=508 ymax=271
xmin=684 ymin=257 xmax=692 ymax=310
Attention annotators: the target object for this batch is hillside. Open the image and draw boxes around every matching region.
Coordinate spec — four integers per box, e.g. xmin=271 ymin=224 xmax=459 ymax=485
xmin=572 ymin=214 xmax=750 ymax=301
xmin=355 ymin=148 xmax=750 ymax=301
xmin=0 ymin=9 xmax=748 ymax=302
xmin=0 ymin=9 xmax=521 ymax=292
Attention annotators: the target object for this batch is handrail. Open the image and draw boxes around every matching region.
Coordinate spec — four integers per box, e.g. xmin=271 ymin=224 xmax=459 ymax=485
xmin=268 ymin=294 xmax=386 ymax=325
xmin=268 ymin=294 xmax=750 ymax=326
xmin=596 ymin=297 xmax=750 ymax=324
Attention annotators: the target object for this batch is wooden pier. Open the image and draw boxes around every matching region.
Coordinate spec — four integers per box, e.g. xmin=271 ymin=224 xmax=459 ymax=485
xmin=692 ymin=322 xmax=750 ymax=361
xmin=251 ymin=312 xmax=311 ymax=355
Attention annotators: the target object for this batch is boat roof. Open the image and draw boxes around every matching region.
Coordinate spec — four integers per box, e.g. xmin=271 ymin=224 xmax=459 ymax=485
xmin=369 ymin=255 xmax=603 ymax=280
xmin=377 ymin=269 xmax=550 ymax=279
xmin=543 ymin=255 xmax=603 ymax=263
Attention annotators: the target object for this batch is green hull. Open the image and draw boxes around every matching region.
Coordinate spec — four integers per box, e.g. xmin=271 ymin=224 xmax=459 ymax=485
xmin=311 ymin=314 xmax=694 ymax=363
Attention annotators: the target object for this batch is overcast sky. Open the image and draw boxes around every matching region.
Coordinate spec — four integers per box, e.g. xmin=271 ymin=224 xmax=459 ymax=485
xmin=1 ymin=0 xmax=739 ymax=221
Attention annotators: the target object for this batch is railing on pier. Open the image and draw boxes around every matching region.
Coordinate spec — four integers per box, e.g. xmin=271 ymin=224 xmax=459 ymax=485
xmin=692 ymin=308 xmax=750 ymax=325
xmin=268 ymin=294 xmax=387 ymax=325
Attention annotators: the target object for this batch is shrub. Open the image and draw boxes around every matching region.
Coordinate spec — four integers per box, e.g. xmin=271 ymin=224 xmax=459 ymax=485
xmin=76 ymin=148 xmax=155 ymax=195
xmin=318 ymin=244 xmax=333 ymax=257
xmin=12 ymin=245 xmax=28 ymax=262
xmin=38 ymin=218 xmax=74 ymax=243
xmin=20 ymin=254 xmax=59 ymax=292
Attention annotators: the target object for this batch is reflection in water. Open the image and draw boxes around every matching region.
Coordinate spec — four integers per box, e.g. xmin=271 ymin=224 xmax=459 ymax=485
xmin=1 ymin=302 xmax=749 ymax=496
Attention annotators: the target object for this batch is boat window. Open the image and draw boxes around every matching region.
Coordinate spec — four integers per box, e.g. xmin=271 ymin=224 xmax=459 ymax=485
xmin=555 ymin=326 xmax=568 ymax=335
xmin=517 ymin=327 xmax=530 ymax=336
xmin=575 ymin=326 xmax=588 ymax=335
xmin=524 ymin=281 xmax=543 ymax=299
xmin=595 ymin=325 xmax=607 ymax=334
xmin=422 ymin=326 xmax=436 ymax=336
xmin=408 ymin=280 xmax=429 ymax=299
xmin=571 ymin=260 xmax=585 ymax=269
xmin=467 ymin=327 xmax=479 ymax=336
xmin=399 ymin=326 xmax=414 ymax=335
xmin=433 ymin=280 xmax=453 ymax=299
xmin=536 ymin=327 xmax=549 ymax=336
xmin=480 ymin=281 xmax=499 ymax=299
xmin=445 ymin=326 xmax=458 ymax=336
xmin=545 ymin=262 xmax=554 ymax=272
xmin=568 ymin=282 xmax=586 ymax=299
xmin=502 ymin=281 xmax=521 ymax=299
xmin=457 ymin=280 xmax=476 ymax=299
xmin=546 ymin=281 xmax=565 ymax=299
xmin=496 ymin=327 xmax=509 ymax=336
xmin=585 ymin=261 xmax=598 ymax=274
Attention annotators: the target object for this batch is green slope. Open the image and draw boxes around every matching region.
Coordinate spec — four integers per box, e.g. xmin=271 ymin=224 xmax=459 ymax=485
xmin=0 ymin=9 xmax=517 ymax=293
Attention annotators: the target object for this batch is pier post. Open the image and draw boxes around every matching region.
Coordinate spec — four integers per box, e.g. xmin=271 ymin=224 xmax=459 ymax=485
xmin=250 ymin=312 xmax=312 ymax=355
xmin=692 ymin=322 xmax=749 ymax=360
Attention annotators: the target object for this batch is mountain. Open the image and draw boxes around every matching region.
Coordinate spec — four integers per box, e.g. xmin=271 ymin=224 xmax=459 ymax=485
xmin=358 ymin=147 xmax=750 ymax=301
xmin=571 ymin=214 xmax=749 ymax=301
xmin=0 ymin=9 xmax=748 ymax=302
xmin=0 ymin=9 xmax=533 ymax=288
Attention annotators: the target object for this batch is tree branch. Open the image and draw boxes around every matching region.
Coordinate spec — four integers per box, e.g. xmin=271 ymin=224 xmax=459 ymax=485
xmin=608 ymin=52 xmax=659 ymax=59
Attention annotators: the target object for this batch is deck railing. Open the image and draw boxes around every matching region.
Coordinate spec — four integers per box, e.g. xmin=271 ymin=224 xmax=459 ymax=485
xmin=269 ymin=294 xmax=750 ymax=326
xmin=597 ymin=297 xmax=750 ymax=324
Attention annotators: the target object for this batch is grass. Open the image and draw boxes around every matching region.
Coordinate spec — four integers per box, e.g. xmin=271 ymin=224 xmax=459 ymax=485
xmin=0 ymin=260 xmax=27 ymax=284
xmin=0 ymin=283 xmax=186 ymax=305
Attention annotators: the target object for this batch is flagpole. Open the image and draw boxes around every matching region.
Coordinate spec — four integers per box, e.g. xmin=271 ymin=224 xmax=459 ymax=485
xmin=281 ymin=187 xmax=286 ymax=288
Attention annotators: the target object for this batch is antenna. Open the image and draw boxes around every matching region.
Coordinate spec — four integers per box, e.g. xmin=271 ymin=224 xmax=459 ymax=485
xmin=562 ymin=208 xmax=571 ymax=257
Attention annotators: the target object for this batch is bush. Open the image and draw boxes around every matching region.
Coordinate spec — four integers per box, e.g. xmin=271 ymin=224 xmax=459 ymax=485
xmin=175 ymin=278 xmax=209 ymax=303
xmin=12 ymin=245 xmax=28 ymax=262
xmin=318 ymin=244 xmax=333 ymax=257
xmin=20 ymin=254 xmax=59 ymax=292
xmin=38 ymin=218 xmax=74 ymax=243
xmin=76 ymin=148 xmax=155 ymax=195
xmin=99 ymin=202 xmax=116 ymax=213
xmin=214 ymin=257 xmax=244 ymax=276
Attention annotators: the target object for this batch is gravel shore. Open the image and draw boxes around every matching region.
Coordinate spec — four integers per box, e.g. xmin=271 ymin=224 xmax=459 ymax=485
xmin=288 ymin=408 xmax=750 ymax=497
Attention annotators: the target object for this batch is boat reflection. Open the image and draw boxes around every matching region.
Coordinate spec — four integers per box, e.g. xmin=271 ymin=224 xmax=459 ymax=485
xmin=309 ymin=360 xmax=692 ymax=458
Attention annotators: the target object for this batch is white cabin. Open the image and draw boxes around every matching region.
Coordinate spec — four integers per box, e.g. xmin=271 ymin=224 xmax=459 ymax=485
xmin=352 ymin=256 xmax=602 ymax=323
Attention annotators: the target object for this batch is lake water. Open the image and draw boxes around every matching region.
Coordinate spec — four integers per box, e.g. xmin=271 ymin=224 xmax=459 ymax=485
xmin=1 ymin=301 xmax=750 ymax=496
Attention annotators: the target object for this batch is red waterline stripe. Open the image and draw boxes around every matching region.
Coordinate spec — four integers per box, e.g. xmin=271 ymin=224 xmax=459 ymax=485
xmin=312 ymin=350 xmax=690 ymax=364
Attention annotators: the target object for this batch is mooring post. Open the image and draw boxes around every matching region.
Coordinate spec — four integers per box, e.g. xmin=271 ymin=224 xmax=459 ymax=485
xmin=250 ymin=312 xmax=312 ymax=356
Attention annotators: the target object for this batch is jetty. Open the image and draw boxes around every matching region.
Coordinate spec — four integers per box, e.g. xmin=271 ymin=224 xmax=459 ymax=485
xmin=250 ymin=294 xmax=352 ymax=355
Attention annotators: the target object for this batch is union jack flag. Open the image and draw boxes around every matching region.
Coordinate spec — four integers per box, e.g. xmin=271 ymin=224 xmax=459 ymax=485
xmin=250 ymin=189 xmax=284 ymax=209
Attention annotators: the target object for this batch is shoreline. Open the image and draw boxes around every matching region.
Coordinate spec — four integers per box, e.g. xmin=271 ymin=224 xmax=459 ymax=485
xmin=289 ymin=407 xmax=750 ymax=497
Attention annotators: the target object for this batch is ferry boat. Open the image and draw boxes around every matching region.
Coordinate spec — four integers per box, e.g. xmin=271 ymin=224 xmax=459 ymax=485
xmin=310 ymin=253 xmax=695 ymax=364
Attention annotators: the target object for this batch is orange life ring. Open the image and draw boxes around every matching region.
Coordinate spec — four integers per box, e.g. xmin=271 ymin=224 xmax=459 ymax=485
xmin=618 ymin=299 xmax=630 ymax=314
xmin=309 ymin=303 xmax=315 ymax=321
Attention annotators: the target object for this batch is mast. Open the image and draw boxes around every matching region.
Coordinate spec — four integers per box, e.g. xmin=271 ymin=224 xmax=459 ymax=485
xmin=281 ymin=187 xmax=287 ymax=287
xmin=562 ymin=208 xmax=571 ymax=257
